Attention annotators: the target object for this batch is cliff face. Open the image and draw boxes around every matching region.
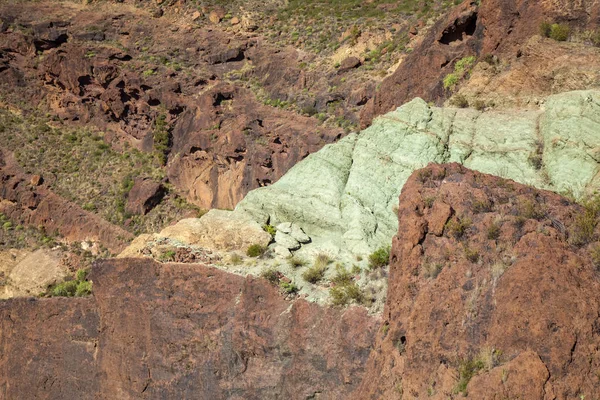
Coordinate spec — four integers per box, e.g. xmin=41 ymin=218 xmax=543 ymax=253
xmin=5 ymin=164 xmax=600 ymax=398
xmin=0 ymin=258 xmax=378 ymax=399
xmin=358 ymin=164 xmax=600 ymax=398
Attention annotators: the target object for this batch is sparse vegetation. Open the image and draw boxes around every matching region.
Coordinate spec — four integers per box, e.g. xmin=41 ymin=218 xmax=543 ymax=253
xmin=540 ymin=21 xmax=570 ymax=41
xmin=261 ymin=267 xmax=281 ymax=285
xmin=288 ymin=255 xmax=307 ymax=268
xmin=246 ymin=244 xmax=267 ymax=257
xmin=517 ymin=199 xmax=545 ymax=220
xmin=262 ymin=224 xmax=277 ymax=237
xmin=279 ymin=281 xmax=299 ymax=294
xmin=487 ymin=222 xmax=501 ymax=240
xmin=463 ymin=245 xmax=480 ymax=263
xmin=422 ymin=261 xmax=443 ymax=279
xmin=454 ymin=357 xmax=485 ymax=394
xmin=45 ymin=268 xmax=92 ymax=297
xmin=329 ymin=264 xmax=363 ymax=305
xmin=446 ymin=216 xmax=472 ymax=239
xmin=159 ymin=249 xmax=176 ymax=262
xmin=368 ymin=246 xmax=390 ymax=269
xmin=472 ymin=198 xmax=492 ymax=213
xmin=450 ymin=94 xmax=469 ymax=108
xmin=302 ymin=253 xmax=331 ymax=283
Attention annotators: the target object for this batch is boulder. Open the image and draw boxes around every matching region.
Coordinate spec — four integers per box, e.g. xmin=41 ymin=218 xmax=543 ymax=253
xmin=274 ymin=230 xmax=300 ymax=250
xmin=125 ymin=179 xmax=165 ymax=216
xmin=337 ymin=56 xmax=361 ymax=74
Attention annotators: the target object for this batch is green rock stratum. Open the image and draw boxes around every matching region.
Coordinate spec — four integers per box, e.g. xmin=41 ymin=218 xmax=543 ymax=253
xmin=233 ymin=90 xmax=600 ymax=257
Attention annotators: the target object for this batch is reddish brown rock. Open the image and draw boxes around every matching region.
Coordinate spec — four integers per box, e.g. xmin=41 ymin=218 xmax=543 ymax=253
xmin=360 ymin=0 xmax=600 ymax=127
xmin=356 ymin=164 xmax=600 ymax=398
xmin=125 ymin=178 xmax=165 ymax=215
xmin=0 ymin=258 xmax=379 ymax=398
xmin=337 ymin=56 xmax=361 ymax=74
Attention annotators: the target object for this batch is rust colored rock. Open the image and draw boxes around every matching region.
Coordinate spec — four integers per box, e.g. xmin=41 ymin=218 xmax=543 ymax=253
xmin=356 ymin=163 xmax=600 ymax=398
xmin=337 ymin=56 xmax=361 ymax=74
xmin=29 ymin=174 xmax=43 ymax=186
xmin=360 ymin=0 xmax=600 ymax=127
xmin=125 ymin=178 xmax=165 ymax=215
xmin=209 ymin=7 xmax=225 ymax=24
xmin=426 ymin=200 xmax=452 ymax=236
xmin=0 ymin=258 xmax=379 ymax=398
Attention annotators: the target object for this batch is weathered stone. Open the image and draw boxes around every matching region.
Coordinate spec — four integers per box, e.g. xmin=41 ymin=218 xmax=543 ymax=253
xmin=426 ymin=201 xmax=452 ymax=236
xmin=191 ymin=11 xmax=201 ymax=21
xmin=274 ymin=230 xmax=300 ymax=250
xmin=125 ymin=178 xmax=165 ymax=216
xmin=272 ymin=244 xmax=292 ymax=258
xmin=157 ymin=209 xmax=271 ymax=252
xmin=337 ymin=56 xmax=361 ymax=74
xmin=276 ymin=222 xmax=292 ymax=234
xmin=290 ymin=224 xmax=310 ymax=243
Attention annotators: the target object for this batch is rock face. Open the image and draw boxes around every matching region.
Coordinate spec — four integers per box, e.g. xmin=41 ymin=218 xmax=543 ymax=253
xmin=360 ymin=0 xmax=600 ymax=126
xmin=0 ymin=258 xmax=378 ymax=399
xmin=234 ymin=90 xmax=600 ymax=259
xmin=356 ymin=163 xmax=600 ymax=398
xmin=125 ymin=178 xmax=165 ymax=216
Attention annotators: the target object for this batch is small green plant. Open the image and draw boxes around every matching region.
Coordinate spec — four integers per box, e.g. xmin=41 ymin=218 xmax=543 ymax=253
xmin=454 ymin=56 xmax=476 ymax=73
xmin=446 ymin=216 xmax=472 ymax=239
xmin=454 ymin=357 xmax=485 ymax=394
xmin=443 ymin=73 xmax=459 ymax=90
xmin=368 ymin=246 xmax=390 ymax=269
xmin=330 ymin=282 xmax=363 ymax=306
xmin=424 ymin=197 xmax=435 ymax=208
xmin=159 ymin=250 xmax=176 ymax=262
xmin=142 ymin=69 xmax=156 ymax=77
xmin=246 ymin=244 xmax=267 ymax=257
xmin=279 ymin=281 xmax=299 ymax=294
xmin=262 ymin=224 xmax=277 ymax=237
xmin=550 ymin=23 xmax=570 ymax=41
xmin=47 ymin=268 xmax=92 ymax=297
xmin=230 ymin=253 xmax=243 ymax=265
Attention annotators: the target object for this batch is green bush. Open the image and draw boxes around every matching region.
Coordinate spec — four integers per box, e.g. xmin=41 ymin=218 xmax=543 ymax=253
xmin=330 ymin=282 xmax=363 ymax=306
xmin=262 ymin=224 xmax=277 ymax=237
xmin=48 ymin=268 xmax=92 ymax=297
xmin=302 ymin=263 xmax=327 ymax=283
xmin=550 ymin=23 xmax=570 ymax=41
xmin=279 ymin=281 xmax=299 ymax=294
xmin=443 ymin=73 xmax=459 ymax=90
xmin=454 ymin=56 xmax=476 ymax=73
xmin=368 ymin=246 xmax=390 ymax=269
xmin=246 ymin=244 xmax=267 ymax=257
xmin=454 ymin=357 xmax=485 ymax=394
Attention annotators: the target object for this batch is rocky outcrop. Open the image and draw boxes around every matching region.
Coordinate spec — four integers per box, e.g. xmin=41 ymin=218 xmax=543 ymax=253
xmin=0 ymin=150 xmax=133 ymax=254
xmin=360 ymin=0 xmax=600 ymax=126
xmin=125 ymin=178 xmax=165 ymax=216
xmin=0 ymin=258 xmax=378 ymax=399
xmin=229 ymin=90 xmax=600 ymax=260
xmin=356 ymin=163 xmax=600 ymax=398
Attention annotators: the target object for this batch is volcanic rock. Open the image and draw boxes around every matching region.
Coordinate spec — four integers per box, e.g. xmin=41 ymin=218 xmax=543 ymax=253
xmin=125 ymin=178 xmax=165 ymax=216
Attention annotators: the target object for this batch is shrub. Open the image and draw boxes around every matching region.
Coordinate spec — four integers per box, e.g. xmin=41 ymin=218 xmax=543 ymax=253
xmin=331 ymin=264 xmax=353 ymax=286
xmin=422 ymin=262 xmax=443 ymax=279
xmin=261 ymin=268 xmax=281 ymax=285
xmin=517 ymin=199 xmax=545 ymax=220
xmin=246 ymin=244 xmax=267 ymax=257
xmin=302 ymin=264 xmax=327 ymax=283
xmin=591 ymin=245 xmax=600 ymax=269
xmin=550 ymin=23 xmax=570 ymax=41
xmin=446 ymin=216 xmax=472 ymax=239
xmin=454 ymin=357 xmax=485 ymax=394
xmin=443 ymin=73 xmax=459 ymax=90
xmin=464 ymin=245 xmax=480 ymax=263
xmin=288 ymin=255 xmax=307 ymax=268
xmin=487 ymin=222 xmax=501 ymax=240
xmin=48 ymin=268 xmax=92 ymax=297
xmin=472 ymin=99 xmax=486 ymax=111
xmin=539 ymin=21 xmax=552 ymax=37
xmin=570 ymin=209 xmax=597 ymax=246
xmin=472 ymin=198 xmax=492 ymax=213
xmin=159 ymin=250 xmax=176 ymax=262
xmin=454 ymin=56 xmax=476 ymax=73
xmin=450 ymin=94 xmax=469 ymax=108
xmin=230 ymin=253 xmax=243 ymax=265
xmin=368 ymin=246 xmax=390 ymax=269
xmin=279 ymin=281 xmax=299 ymax=294
xmin=262 ymin=224 xmax=276 ymax=237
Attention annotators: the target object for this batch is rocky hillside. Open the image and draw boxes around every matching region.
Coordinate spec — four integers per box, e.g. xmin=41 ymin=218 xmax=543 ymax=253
xmin=4 ymin=164 xmax=600 ymax=398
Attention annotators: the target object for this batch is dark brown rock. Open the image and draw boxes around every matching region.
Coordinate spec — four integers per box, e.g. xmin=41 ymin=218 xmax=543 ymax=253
xmin=125 ymin=178 xmax=165 ymax=215
xmin=337 ymin=56 xmax=361 ymax=74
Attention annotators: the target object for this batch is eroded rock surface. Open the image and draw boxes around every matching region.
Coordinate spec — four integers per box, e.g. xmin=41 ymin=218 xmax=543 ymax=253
xmin=356 ymin=163 xmax=600 ymax=398
xmin=0 ymin=258 xmax=378 ymax=399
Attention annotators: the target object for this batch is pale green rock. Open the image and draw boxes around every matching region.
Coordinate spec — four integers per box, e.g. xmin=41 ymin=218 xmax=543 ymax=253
xmin=221 ymin=91 xmax=600 ymax=261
